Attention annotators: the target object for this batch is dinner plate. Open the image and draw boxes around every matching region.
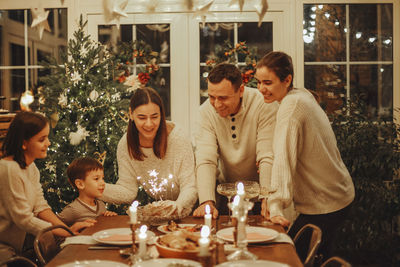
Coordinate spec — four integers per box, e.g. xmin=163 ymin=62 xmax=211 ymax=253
xmin=157 ymin=223 xmax=199 ymax=234
xmin=132 ymin=258 xmax=202 ymax=267
xmin=216 ymin=226 xmax=279 ymax=243
xmin=58 ymin=260 xmax=129 ymax=267
xmin=216 ymin=260 xmax=290 ymax=267
xmin=92 ymin=228 xmax=156 ymax=245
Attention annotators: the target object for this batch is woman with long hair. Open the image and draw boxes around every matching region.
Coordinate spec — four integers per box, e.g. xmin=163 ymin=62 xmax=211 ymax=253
xmin=102 ymin=87 xmax=197 ymax=216
xmin=0 ymin=112 xmax=93 ymax=263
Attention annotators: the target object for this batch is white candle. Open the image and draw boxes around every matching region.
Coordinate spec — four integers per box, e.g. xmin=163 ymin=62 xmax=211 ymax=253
xmin=198 ymin=225 xmax=210 ymax=257
xmin=204 ymin=204 xmax=212 ymax=229
xmin=237 ymin=182 xmax=244 ymax=196
xmin=231 ymin=195 xmax=240 ymax=218
xmin=138 ymin=225 xmax=147 ymax=257
xmin=129 ymin=201 xmax=139 ymax=224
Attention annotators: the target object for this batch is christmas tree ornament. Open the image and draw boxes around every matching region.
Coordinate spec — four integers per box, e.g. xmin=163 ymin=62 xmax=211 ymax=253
xmin=31 ymin=7 xmax=51 ymax=40
xmin=255 ymin=0 xmax=269 ymax=27
xmin=89 ymin=89 xmax=100 ymax=101
xmin=229 ymin=0 xmax=245 ymax=12
xmin=69 ymin=124 xmax=90 ymax=145
xmin=94 ymin=151 xmax=107 ymax=165
xmin=124 ymin=74 xmax=141 ymax=92
xmin=50 ymin=112 xmax=59 ymax=128
xmin=58 ymin=93 xmax=68 ymax=107
xmin=71 ymin=71 xmax=82 ymax=85
xmin=193 ymin=0 xmax=215 ymax=27
xmin=103 ymin=0 xmax=129 ymax=29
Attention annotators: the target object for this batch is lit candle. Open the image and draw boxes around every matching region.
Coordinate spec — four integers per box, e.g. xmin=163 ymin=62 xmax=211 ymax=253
xmin=138 ymin=225 xmax=147 ymax=257
xmin=129 ymin=201 xmax=139 ymax=224
xmin=232 ymin=195 xmax=240 ymax=218
xmin=198 ymin=225 xmax=210 ymax=257
xmin=237 ymin=182 xmax=244 ymax=196
xmin=204 ymin=204 xmax=212 ymax=229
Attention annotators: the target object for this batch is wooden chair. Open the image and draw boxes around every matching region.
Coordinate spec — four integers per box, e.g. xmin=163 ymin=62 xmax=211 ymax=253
xmin=293 ymin=223 xmax=322 ymax=267
xmin=321 ymin=256 xmax=352 ymax=267
xmin=33 ymin=225 xmax=74 ymax=266
xmin=0 ymin=256 xmax=37 ymax=267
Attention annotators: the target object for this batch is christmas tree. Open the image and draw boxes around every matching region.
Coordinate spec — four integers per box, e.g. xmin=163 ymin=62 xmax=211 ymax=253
xmin=37 ymin=17 xmax=135 ymax=213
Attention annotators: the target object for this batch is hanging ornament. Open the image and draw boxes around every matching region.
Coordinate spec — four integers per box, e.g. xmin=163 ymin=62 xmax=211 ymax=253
xmin=50 ymin=112 xmax=59 ymax=128
xmin=71 ymin=71 xmax=82 ymax=85
xmin=184 ymin=0 xmax=195 ymax=11
xmin=69 ymin=124 xmax=90 ymax=145
xmin=159 ymin=41 xmax=169 ymax=63
xmin=255 ymin=0 xmax=269 ymax=27
xmin=45 ymin=161 xmax=56 ymax=173
xmin=58 ymin=93 xmax=68 ymax=107
xmin=145 ymin=0 xmax=159 ymax=13
xmin=194 ymin=0 xmax=215 ymax=28
xmin=124 ymin=74 xmax=141 ymax=92
xmin=229 ymin=0 xmax=245 ymax=12
xmin=31 ymin=7 xmax=51 ymax=40
xmin=103 ymin=0 xmax=129 ymax=29
xmin=94 ymin=151 xmax=107 ymax=165
xmin=89 ymin=89 xmax=99 ymax=101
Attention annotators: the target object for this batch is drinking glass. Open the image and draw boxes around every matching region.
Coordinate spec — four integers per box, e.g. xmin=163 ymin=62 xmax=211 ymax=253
xmin=217 ymin=183 xmax=236 ymax=226
xmin=257 ymin=186 xmax=274 ymax=226
xmin=236 ymin=181 xmax=260 ymax=223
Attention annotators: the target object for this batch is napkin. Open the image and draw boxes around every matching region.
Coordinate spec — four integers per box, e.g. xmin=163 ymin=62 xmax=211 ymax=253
xmin=223 ymin=233 xmax=294 ymax=254
xmin=60 ymin=235 xmax=98 ymax=248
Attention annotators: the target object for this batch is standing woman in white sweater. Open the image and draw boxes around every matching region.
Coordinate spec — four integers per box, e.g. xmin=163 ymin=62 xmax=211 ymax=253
xmin=0 ymin=112 xmax=93 ymax=263
xmin=102 ymin=87 xmax=197 ymax=216
xmin=255 ymin=51 xmax=355 ymax=263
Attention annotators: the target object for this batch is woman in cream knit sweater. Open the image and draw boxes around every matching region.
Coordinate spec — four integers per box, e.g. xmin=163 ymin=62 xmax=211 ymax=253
xmin=255 ymin=51 xmax=355 ymax=263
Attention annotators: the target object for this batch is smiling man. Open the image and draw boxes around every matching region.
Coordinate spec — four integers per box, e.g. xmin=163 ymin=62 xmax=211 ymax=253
xmin=193 ymin=63 xmax=278 ymax=218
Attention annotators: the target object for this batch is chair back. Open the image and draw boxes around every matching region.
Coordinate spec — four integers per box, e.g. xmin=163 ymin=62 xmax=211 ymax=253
xmin=293 ymin=223 xmax=322 ymax=267
xmin=0 ymin=256 xmax=37 ymax=267
xmin=33 ymin=225 xmax=74 ymax=266
xmin=321 ymin=256 xmax=352 ymax=267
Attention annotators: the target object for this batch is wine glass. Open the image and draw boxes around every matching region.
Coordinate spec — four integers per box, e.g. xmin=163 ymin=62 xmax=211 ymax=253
xmin=217 ymin=183 xmax=236 ymax=226
xmin=258 ymin=186 xmax=274 ymax=226
xmin=236 ymin=181 xmax=260 ymax=223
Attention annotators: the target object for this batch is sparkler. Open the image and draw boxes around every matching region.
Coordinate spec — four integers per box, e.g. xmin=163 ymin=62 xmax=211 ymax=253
xmin=136 ymin=169 xmax=175 ymax=201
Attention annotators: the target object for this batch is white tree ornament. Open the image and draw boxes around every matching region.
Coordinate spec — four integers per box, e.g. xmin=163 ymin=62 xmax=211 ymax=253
xmin=103 ymin=0 xmax=129 ymax=29
xmin=31 ymin=7 xmax=51 ymax=40
xmin=69 ymin=124 xmax=90 ymax=145
xmin=255 ymin=0 xmax=269 ymax=27
xmin=89 ymin=89 xmax=99 ymax=101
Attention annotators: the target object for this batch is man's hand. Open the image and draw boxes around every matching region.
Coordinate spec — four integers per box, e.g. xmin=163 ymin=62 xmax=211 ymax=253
xmin=103 ymin=211 xmax=117 ymax=216
xmin=70 ymin=219 xmax=97 ymax=234
xmin=270 ymin=215 xmax=290 ymax=228
xmin=261 ymin=198 xmax=270 ymax=219
xmin=193 ymin=201 xmax=218 ymax=219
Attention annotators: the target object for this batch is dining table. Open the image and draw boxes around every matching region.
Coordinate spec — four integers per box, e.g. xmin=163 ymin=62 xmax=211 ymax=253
xmin=46 ymin=215 xmax=303 ymax=267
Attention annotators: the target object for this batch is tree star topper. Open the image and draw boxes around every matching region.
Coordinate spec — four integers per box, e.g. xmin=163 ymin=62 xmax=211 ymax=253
xmin=229 ymin=0 xmax=245 ymax=12
xmin=31 ymin=7 xmax=51 ymax=40
xmin=103 ymin=0 xmax=129 ymax=29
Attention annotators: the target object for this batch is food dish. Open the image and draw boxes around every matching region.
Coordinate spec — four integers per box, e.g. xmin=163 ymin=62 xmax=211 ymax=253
xmin=58 ymin=260 xmax=129 ymax=267
xmin=132 ymin=258 xmax=202 ymax=267
xmin=216 ymin=226 xmax=279 ymax=243
xmin=92 ymin=228 xmax=155 ymax=245
xmin=215 ymin=260 xmax=290 ymax=267
xmin=155 ymin=236 xmax=215 ymax=260
xmin=157 ymin=223 xmax=200 ymax=234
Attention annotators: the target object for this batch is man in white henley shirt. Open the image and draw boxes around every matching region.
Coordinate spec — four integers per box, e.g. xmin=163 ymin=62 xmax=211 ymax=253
xmin=193 ymin=63 xmax=278 ymax=218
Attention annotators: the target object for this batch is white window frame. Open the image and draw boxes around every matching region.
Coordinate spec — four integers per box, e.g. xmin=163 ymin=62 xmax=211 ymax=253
xmin=295 ymin=0 xmax=400 ymax=120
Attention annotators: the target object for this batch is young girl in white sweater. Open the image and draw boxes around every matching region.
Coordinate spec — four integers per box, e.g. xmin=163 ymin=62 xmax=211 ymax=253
xmin=255 ymin=51 xmax=355 ymax=264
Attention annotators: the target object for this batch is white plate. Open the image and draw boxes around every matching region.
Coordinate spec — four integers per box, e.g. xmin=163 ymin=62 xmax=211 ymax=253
xmin=157 ymin=223 xmax=199 ymax=234
xmin=58 ymin=260 xmax=129 ymax=267
xmin=216 ymin=226 xmax=279 ymax=243
xmin=216 ymin=260 xmax=290 ymax=267
xmin=132 ymin=258 xmax=202 ymax=267
xmin=92 ymin=228 xmax=156 ymax=245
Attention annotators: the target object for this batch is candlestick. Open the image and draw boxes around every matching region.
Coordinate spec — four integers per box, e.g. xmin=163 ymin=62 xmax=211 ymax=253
xmin=129 ymin=200 xmax=139 ymax=224
xmin=198 ymin=225 xmax=210 ymax=257
xmin=204 ymin=204 xmax=212 ymax=230
xmin=138 ymin=225 xmax=147 ymax=258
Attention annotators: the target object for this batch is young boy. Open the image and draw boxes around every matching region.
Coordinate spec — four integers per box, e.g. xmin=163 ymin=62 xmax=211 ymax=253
xmin=58 ymin=157 xmax=117 ymax=226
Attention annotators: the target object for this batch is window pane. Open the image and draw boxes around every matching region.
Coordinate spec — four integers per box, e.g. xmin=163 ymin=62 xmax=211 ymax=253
xmin=350 ymin=64 xmax=393 ymax=118
xmin=304 ymin=4 xmax=346 ymax=62
xmin=98 ymin=24 xmax=171 ymax=118
xmin=200 ymin=23 xmax=234 ymax=62
xmin=304 ymin=64 xmax=346 ymax=113
xmin=238 ymin=22 xmax=272 ymax=61
xmin=11 ymin=43 xmax=29 ymax=65
xmin=349 ymin=4 xmax=393 ymax=61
